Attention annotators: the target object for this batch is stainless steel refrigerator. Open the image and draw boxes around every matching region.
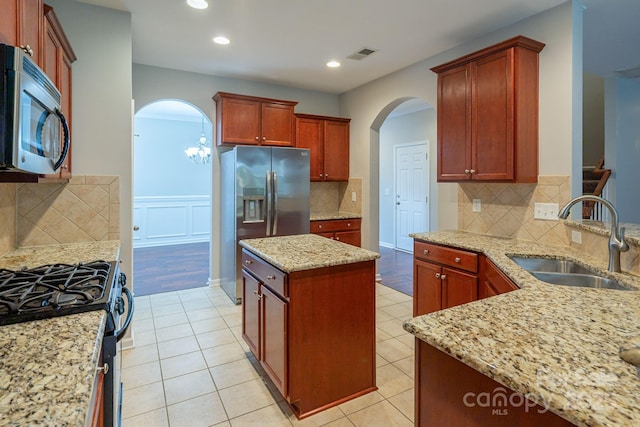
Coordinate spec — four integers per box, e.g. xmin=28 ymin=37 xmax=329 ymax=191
xmin=221 ymin=146 xmax=310 ymax=303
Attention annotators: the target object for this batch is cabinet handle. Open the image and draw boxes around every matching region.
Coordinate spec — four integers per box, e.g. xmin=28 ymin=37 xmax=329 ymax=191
xmin=96 ymin=363 xmax=109 ymax=375
xmin=441 ymin=274 xmax=447 ymax=280
xmin=245 ymin=260 xmax=253 ymax=265
xmin=435 ymin=273 xmax=441 ymax=279
xmin=423 ymin=249 xmax=429 ymax=255
xmin=267 ymin=275 xmax=276 ymax=280
xmin=454 ymin=257 xmax=461 ymax=263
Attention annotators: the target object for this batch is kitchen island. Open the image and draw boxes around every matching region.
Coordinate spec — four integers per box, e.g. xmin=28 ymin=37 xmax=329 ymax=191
xmin=0 ymin=241 xmax=120 ymax=426
xmin=404 ymin=230 xmax=640 ymax=427
xmin=239 ymin=234 xmax=379 ymax=419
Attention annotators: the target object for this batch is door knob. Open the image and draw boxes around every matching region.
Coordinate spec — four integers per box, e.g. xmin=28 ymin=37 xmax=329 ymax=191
xmin=133 ymin=225 xmax=140 ymax=231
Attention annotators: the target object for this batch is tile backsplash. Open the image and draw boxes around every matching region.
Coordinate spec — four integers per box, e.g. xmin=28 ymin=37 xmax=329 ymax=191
xmin=310 ymin=178 xmax=362 ymax=216
xmin=17 ymin=175 xmax=120 ymax=246
xmin=458 ymin=176 xmax=571 ymax=246
xmin=0 ymin=183 xmax=17 ymax=255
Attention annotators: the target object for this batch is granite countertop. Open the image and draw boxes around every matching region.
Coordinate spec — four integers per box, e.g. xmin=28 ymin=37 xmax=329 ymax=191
xmin=310 ymin=212 xmax=362 ymax=221
xmin=0 ymin=241 xmax=121 ymax=426
xmin=566 ymin=219 xmax=640 ymax=247
xmin=239 ymin=233 xmax=379 ymax=272
xmin=404 ymin=230 xmax=640 ymax=427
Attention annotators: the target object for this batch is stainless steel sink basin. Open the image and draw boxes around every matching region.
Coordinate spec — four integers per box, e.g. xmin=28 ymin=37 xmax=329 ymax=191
xmin=509 ymin=256 xmax=631 ymax=291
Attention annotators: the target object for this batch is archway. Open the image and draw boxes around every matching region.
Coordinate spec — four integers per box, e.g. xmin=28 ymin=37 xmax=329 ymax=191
xmin=132 ymin=99 xmax=213 ymax=296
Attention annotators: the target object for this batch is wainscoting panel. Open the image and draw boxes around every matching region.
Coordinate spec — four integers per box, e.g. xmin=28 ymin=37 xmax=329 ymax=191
xmin=133 ymin=196 xmax=211 ymax=247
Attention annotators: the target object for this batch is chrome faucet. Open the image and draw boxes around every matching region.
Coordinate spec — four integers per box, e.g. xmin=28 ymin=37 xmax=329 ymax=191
xmin=558 ymin=195 xmax=629 ymax=272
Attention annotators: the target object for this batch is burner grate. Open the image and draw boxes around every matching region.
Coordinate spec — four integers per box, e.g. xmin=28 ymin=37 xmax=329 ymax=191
xmin=0 ymin=261 xmax=111 ymax=317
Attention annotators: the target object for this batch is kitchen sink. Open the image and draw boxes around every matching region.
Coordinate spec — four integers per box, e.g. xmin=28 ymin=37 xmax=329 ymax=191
xmin=509 ymin=256 xmax=632 ymax=291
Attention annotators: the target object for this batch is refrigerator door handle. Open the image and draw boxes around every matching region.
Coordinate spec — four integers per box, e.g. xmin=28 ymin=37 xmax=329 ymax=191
xmin=265 ymin=170 xmax=272 ymax=236
xmin=272 ymin=171 xmax=278 ymax=235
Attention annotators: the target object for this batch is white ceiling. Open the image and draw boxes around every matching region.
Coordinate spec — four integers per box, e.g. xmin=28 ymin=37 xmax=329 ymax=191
xmin=76 ymin=0 xmax=576 ymax=94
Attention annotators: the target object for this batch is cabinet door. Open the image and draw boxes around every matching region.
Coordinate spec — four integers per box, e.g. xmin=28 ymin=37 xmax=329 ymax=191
xmin=295 ymin=116 xmax=324 ymax=180
xmin=242 ymin=271 xmax=261 ymax=359
xmin=0 ymin=1 xmax=19 ymax=46
xmin=442 ymin=267 xmax=478 ymax=310
xmin=19 ymin=0 xmax=43 ymax=65
xmin=334 ymin=230 xmax=360 ymax=247
xmin=472 ymin=48 xmax=514 ymax=181
xmin=323 ymin=119 xmax=349 ymax=181
xmin=261 ymin=285 xmax=288 ymax=397
xmin=437 ymin=64 xmax=471 ymax=182
xmin=219 ymin=97 xmax=261 ymax=145
xmin=261 ymin=102 xmax=295 ymax=147
xmin=479 ymin=256 xmax=518 ymax=299
xmin=414 ymin=260 xmax=442 ymax=316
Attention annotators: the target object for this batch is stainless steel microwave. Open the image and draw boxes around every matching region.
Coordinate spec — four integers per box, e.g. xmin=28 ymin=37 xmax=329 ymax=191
xmin=0 ymin=44 xmax=69 ymax=175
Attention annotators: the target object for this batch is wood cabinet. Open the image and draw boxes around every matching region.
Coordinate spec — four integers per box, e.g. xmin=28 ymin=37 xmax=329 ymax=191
xmin=478 ymin=255 xmax=519 ymax=299
xmin=295 ymin=114 xmax=350 ymax=181
xmin=415 ymin=340 xmax=576 ymax=426
xmin=241 ymin=248 xmax=376 ymax=419
xmin=42 ymin=4 xmax=75 ymax=179
xmin=0 ymin=0 xmax=43 ymax=65
xmin=413 ymin=240 xmax=478 ymax=316
xmin=310 ymin=218 xmax=361 ymax=247
xmin=214 ymin=92 xmax=297 ymax=147
xmin=431 ymin=36 xmax=545 ymax=183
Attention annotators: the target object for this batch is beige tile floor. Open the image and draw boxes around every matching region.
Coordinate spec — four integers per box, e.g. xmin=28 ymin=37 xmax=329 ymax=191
xmin=121 ymin=282 xmax=415 ymax=427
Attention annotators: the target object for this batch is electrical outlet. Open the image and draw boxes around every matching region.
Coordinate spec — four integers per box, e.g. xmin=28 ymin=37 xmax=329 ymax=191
xmin=351 ymin=191 xmax=357 ymax=202
xmin=472 ymin=199 xmax=481 ymax=213
xmin=534 ymin=203 xmax=559 ymax=220
xmin=571 ymin=230 xmax=582 ymax=244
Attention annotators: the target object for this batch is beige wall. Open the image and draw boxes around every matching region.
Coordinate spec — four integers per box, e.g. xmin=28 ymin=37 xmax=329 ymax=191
xmin=340 ymin=2 xmax=577 ymax=251
xmin=16 ymin=176 xmax=120 ymax=246
xmin=0 ymin=184 xmax=16 ymax=256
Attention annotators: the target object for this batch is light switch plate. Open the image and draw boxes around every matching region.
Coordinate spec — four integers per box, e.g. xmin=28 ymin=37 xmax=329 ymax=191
xmin=534 ymin=203 xmax=559 ymax=220
xmin=571 ymin=230 xmax=582 ymax=244
xmin=472 ymin=199 xmax=481 ymax=212
xmin=351 ymin=191 xmax=357 ymax=202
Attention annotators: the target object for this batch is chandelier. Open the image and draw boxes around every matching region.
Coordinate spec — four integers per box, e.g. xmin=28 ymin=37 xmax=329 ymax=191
xmin=185 ymin=117 xmax=211 ymax=164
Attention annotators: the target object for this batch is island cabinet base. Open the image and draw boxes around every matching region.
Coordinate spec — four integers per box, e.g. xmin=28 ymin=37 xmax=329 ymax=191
xmin=415 ymin=340 xmax=576 ymax=427
xmin=242 ymin=251 xmax=377 ymax=419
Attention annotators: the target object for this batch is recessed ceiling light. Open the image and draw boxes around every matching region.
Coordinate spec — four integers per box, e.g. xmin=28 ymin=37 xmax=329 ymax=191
xmin=326 ymin=60 xmax=341 ymax=68
xmin=187 ymin=0 xmax=208 ymax=10
xmin=213 ymin=36 xmax=230 ymax=45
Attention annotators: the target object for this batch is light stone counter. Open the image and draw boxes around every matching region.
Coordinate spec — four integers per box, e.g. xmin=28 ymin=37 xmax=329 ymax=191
xmin=239 ymin=233 xmax=378 ymax=272
xmin=310 ymin=212 xmax=362 ymax=221
xmin=0 ymin=241 xmax=120 ymax=426
xmin=404 ymin=230 xmax=640 ymax=427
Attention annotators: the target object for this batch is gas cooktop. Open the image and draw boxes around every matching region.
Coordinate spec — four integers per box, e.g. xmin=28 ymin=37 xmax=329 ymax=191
xmin=0 ymin=261 xmax=116 ymax=326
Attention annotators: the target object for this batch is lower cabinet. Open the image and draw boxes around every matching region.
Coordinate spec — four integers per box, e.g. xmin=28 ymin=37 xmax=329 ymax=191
xmin=241 ymin=248 xmax=376 ymax=419
xmin=310 ymin=218 xmax=361 ymax=247
xmin=413 ymin=241 xmax=479 ymax=316
xmin=479 ymin=255 xmax=519 ymax=299
xmin=415 ymin=340 xmax=576 ymax=426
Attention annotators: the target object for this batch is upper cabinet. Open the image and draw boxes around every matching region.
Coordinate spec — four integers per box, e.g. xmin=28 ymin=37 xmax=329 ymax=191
xmin=295 ymin=114 xmax=350 ymax=181
xmin=0 ymin=0 xmax=43 ymax=65
xmin=43 ymin=4 xmax=76 ymax=179
xmin=214 ymin=92 xmax=297 ymax=147
xmin=431 ymin=36 xmax=545 ymax=183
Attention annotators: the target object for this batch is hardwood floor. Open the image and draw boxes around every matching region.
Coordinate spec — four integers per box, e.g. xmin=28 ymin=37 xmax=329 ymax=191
xmin=132 ymin=242 xmax=412 ymax=298
xmin=133 ymin=242 xmax=210 ymax=297
xmin=377 ymin=246 xmax=413 ymax=296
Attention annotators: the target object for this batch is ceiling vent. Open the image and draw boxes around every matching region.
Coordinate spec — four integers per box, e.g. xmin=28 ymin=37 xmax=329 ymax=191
xmin=347 ymin=47 xmax=378 ymax=61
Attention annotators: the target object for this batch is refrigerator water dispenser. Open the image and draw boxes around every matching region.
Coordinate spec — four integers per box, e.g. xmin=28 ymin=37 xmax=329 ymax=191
xmin=243 ymin=196 xmax=265 ymax=223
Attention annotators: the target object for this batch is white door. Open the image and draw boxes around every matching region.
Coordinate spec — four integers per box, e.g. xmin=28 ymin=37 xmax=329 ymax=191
xmin=395 ymin=142 xmax=429 ymax=252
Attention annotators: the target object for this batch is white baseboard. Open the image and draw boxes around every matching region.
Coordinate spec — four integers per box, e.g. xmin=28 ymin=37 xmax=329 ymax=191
xmin=120 ymin=333 xmax=135 ymax=350
xmin=379 ymin=241 xmax=394 ymax=249
xmin=208 ymin=278 xmax=221 ymax=287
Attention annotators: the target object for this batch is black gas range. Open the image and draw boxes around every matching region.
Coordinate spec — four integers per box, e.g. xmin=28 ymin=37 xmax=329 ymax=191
xmin=0 ymin=260 xmax=134 ymax=427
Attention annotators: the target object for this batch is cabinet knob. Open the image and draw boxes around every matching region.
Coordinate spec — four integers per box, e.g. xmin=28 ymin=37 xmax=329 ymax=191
xmin=262 ymin=136 xmax=266 ymax=141
xmin=454 ymin=257 xmax=461 ymax=263
xmin=325 ymin=174 xmax=328 ymax=178
xmin=470 ymin=169 xmax=476 ymax=174
xmin=96 ymin=363 xmax=109 ymax=375
xmin=319 ymin=174 xmax=323 ymax=177
xmin=336 ymin=237 xmax=340 ymax=241
xmin=20 ymin=45 xmax=34 ymax=57
xmin=435 ymin=273 xmax=440 ymax=279
xmin=256 ymin=294 xmax=262 ymax=300
xmin=347 ymin=223 xmax=351 ymax=227
xmin=440 ymin=274 xmax=447 ymax=280
xmin=245 ymin=260 xmax=253 ymax=265
xmin=464 ymin=169 xmax=470 ymax=174
xmin=253 ymin=290 xmax=258 ymax=295
xmin=267 ymin=275 xmax=276 ymax=280
xmin=318 ymin=224 xmax=322 ymax=229
xmin=61 ymin=165 xmax=68 ymax=169
xmin=423 ymin=249 xmax=429 ymax=255
xmin=255 ymin=136 xmax=259 ymax=140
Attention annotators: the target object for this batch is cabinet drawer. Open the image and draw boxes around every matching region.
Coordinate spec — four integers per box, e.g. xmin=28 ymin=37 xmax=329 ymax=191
xmin=242 ymin=250 xmax=288 ymax=298
xmin=414 ymin=241 xmax=478 ymax=273
xmin=310 ymin=218 xmax=361 ymax=233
